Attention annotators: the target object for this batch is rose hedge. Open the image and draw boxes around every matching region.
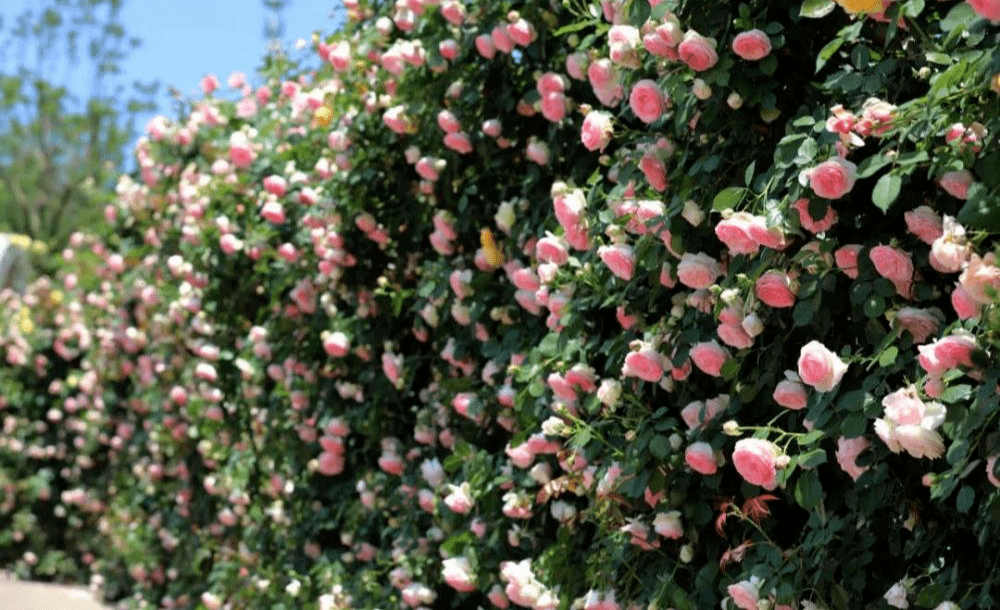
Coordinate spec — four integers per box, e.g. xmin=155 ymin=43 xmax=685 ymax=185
xmin=1 ymin=0 xmax=1000 ymax=609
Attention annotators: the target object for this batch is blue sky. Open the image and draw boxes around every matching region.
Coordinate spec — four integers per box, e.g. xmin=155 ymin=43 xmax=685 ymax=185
xmin=1 ymin=0 xmax=344 ymax=168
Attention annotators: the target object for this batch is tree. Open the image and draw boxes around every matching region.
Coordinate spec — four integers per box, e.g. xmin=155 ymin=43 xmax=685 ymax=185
xmin=0 ymin=0 xmax=157 ymax=259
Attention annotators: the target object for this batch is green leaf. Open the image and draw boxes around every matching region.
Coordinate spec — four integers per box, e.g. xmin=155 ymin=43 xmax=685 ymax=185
xmin=798 ymin=429 xmax=825 ymax=445
xmin=957 ymin=183 xmax=1000 ymax=230
xmin=649 ymin=434 xmax=670 ymax=460
xmin=793 ymin=299 xmax=815 ymax=326
xmin=902 ymin=0 xmax=925 ymax=17
xmin=956 ymin=485 xmax=974 ymax=513
xmin=925 ymin=52 xmax=952 ymax=65
xmin=939 ymin=384 xmax=972 ymax=404
xmin=721 ymin=358 xmax=741 ymax=380
xmin=941 ymin=2 xmax=976 ymax=32
xmin=974 ymin=152 xmax=1000 ymax=189
xmin=856 ymin=154 xmax=893 ymax=178
xmin=799 ymin=448 xmax=828 ymax=468
xmin=553 ymin=20 xmax=599 ymax=36
xmin=878 ymin=346 xmax=898 ymax=367
xmin=744 ymin=162 xmax=756 ymax=187
xmin=840 ymin=413 xmax=867 ymax=438
xmin=625 ymin=0 xmax=652 ymax=26
xmin=800 ymin=0 xmax=837 ymax=19
xmin=712 ymin=186 xmax=745 ymax=211
xmin=930 ymin=61 xmax=968 ymax=98
xmin=915 ymin=584 xmax=947 ymax=608
xmin=794 ymin=470 xmax=823 ymax=510
xmin=872 ymin=173 xmax=902 ymax=212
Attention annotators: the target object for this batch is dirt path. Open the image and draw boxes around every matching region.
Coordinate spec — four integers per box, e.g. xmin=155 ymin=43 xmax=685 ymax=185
xmin=0 ymin=573 xmax=113 ymax=610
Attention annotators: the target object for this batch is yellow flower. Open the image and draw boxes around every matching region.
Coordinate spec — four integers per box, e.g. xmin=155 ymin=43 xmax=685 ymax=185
xmin=834 ymin=0 xmax=884 ymax=13
xmin=17 ymin=306 xmax=33 ymax=335
xmin=49 ymin=290 xmax=63 ymax=307
xmin=480 ymin=228 xmax=505 ymax=267
xmin=8 ymin=234 xmax=31 ymax=250
xmin=315 ymin=105 xmax=334 ymax=127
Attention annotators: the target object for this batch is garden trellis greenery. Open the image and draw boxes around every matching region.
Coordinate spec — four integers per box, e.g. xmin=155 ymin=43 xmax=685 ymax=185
xmin=0 ymin=0 xmax=999 ymax=609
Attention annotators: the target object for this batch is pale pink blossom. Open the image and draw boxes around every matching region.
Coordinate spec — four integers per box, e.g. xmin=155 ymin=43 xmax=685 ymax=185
xmin=797 ymin=341 xmax=848 ymax=392
xmin=835 ymin=244 xmax=862 ymax=279
xmin=598 ymin=244 xmax=636 ymax=280
xmin=677 ymin=30 xmax=718 ymax=71
xmin=773 ymin=371 xmax=808 ymax=410
xmin=685 ymin=442 xmax=719 ymax=475
xmin=622 ymin=343 xmax=665 ymax=382
xmin=805 ymin=157 xmax=857 ymax=199
xmin=755 ymin=270 xmax=796 ymax=308
xmin=731 ymin=29 xmax=772 ymax=61
xmin=689 ymin=341 xmax=730 ymax=377
xmin=732 ymin=439 xmax=780 ymax=490
xmin=581 ymin=111 xmax=614 ymax=152
xmin=792 ymin=198 xmax=837 ymax=233
xmin=677 ymin=252 xmax=722 ymax=289
xmin=443 ymin=482 xmax=474 ymax=514
xmin=895 ymin=307 xmax=941 ymax=343
xmin=939 ymin=169 xmax=973 ymax=199
xmin=628 ymin=80 xmax=668 ymax=123
xmin=835 ymin=436 xmax=870 ymax=481
xmin=904 ymin=206 xmax=943 ymax=244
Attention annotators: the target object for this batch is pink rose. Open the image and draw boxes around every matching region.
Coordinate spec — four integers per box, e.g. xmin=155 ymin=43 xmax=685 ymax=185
xmin=439 ymin=38 xmax=460 ymax=60
xmin=677 ymin=252 xmax=722 ymax=289
xmin=443 ymin=483 xmax=475 ymax=514
xmin=918 ymin=332 xmax=977 ymax=376
xmin=728 ymin=579 xmax=761 ymax=610
xmin=717 ymin=322 xmax=754 ymax=349
xmin=444 ymin=132 xmax=473 ymax=154
xmin=895 ymin=307 xmax=941 ymax=343
xmin=755 ymin=270 xmax=796 ymax=308
xmin=437 ymin=109 xmax=461 ymax=133
xmin=952 ymin=284 xmax=981 ymax=320
xmin=773 ymin=375 xmax=808 ymax=410
xmin=806 ymin=157 xmax=857 ymax=199
xmin=835 ymin=244 xmax=862 ymax=279
xmin=797 ymin=340 xmax=848 ymax=392
xmin=939 ymin=169 xmax=973 ymax=199
xmin=639 ymin=152 xmax=668 ymax=192
xmin=685 ymin=442 xmax=719 ymax=475
xmin=968 ymin=0 xmax=1000 ymax=23
xmin=629 ymin=79 xmax=668 ymax=123
xmin=681 ymin=395 xmax=728 ymax=429
xmin=653 ymin=510 xmax=684 ymax=539
xmin=622 ymin=344 xmax=665 ymax=382
xmin=929 ymin=217 xmax=971 ymax=273
xmin=598 ymin=244 xmax=636 ymax=281
xmin=835 ymin=436 xmax=870 ymax=481
xmin=677 ymin=30 xmax=719 ymax=72
xmin=442 ymin=557 xmax=476 ymax=593
xmin=869 ymin=244 xmax=913 ymax=294
xmin=732 ymin=438 xmax=779 ymax=490
xmin=536 ymin=235 xmax=569 ymax=265
xmin=541 ymin=92 xmax=567 ymax=123
xmin=792 ymin=198 xmax=837 ymax=233
xmin=474 ymin=34 xmax=496 ymax=59
xmin=904 ymin=206 xmax=943 ymax=244
xmin=731 ymin=29 xmax=772 ymax=61
xmin=689 ymin=341 xmax=730 ymax=377
xmin=581 ymin=111 xmax=614 ymax=152
xmin=715 ymin=212 xmax=761 ymax=255
xmin=959 ymin=254 xmax=1000 ymax=305
xmin=988 ymin=455 xmax=1000 ymax=488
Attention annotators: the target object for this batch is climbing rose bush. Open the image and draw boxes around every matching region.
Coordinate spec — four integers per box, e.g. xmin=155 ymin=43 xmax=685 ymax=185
xmin=0 ymin=0 xmax=999 ymax=609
